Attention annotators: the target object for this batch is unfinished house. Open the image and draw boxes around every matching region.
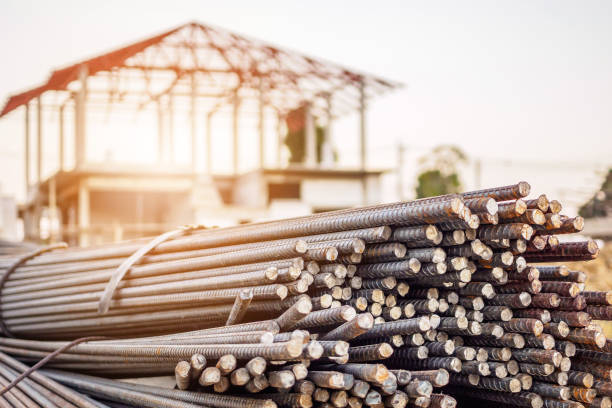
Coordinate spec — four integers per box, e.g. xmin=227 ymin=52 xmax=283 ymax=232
xmin=0 ymin=22 xmax=401 ymax=245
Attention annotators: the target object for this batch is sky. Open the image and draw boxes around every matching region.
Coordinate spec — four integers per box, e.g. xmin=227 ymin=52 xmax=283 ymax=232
xmin=0 ymin=0 xmax=610 ymax=213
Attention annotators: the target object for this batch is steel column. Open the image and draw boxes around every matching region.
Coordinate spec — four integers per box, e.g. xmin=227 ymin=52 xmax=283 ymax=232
xmin=78 ymin=180 xmax=90 ymax=247
xmin=74 ymin=65 xmax=88 ymax=169
xmin=232 ymin=90 xmax=240 ymax=175
xmin=191 ymin=75 xmax=197 ymax=172
xmin=258 ymin=80 xmax=265 ymax=169
xmin=206 ymin=112 xmax=213 ymax=174
xmin=24 ymin=104 xmax=30 ymax=193
xmin=36 ymin=96 xmax=42 ymax=184
xmin=58 ymin=105 xmax=64 ymax=172
xmin=305 ymin=102 xmax=316 ymax=167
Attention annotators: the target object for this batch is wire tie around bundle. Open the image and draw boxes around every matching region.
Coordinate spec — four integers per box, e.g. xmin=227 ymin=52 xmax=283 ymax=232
xmin=97 ymin=224 xmax=208 ymax=314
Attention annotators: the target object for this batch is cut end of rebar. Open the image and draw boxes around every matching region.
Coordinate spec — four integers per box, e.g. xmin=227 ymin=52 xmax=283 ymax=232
xmin=481 ymin=283 xmax=495 ymax=299
xmin=388 ymin=306 xmax=402 ymax=320
xmin=469 ymin=321 xmax=482 ymax=335
xmin=452 ymin=230 xmax=466 ymax=245
xmin=217 ymin=354 xmax=237 ymax=373
xmin=428 ymin=231 xmax=442 ymax=247
xmin=503 ymin=359 xmax=516 ymax=376
xmin=295 ymin=240 xmax=308 ymax=253
xmin=433 ymin=368 xmax=450 ymax=387
xmin=357 ymin=313 xmax=375 ymax=330
xmin=199 ymin=367 xmax=221 ymax=386
xmin=447 ymin=291 xmax=459 ymax=304
xmin=517 ymin=181 xmax=531 ymax=197
xmin=594 ymin=332 xmax=607 ymax=348
xmin=369 ymin=302 xmax=382 ymax=316
xmin=334 ymin=340 xmax=350 ymax=356
xmin=434 ymin=262 xmax=447 ymax=275
xmin=442 ymin=340 xmax=455 ymax=355
xmin=468 ymin=214 xmax=480 ymax=229
xmin=432 ymin=248 xmax=446 ymax=263
xmin=263 ymin=267 xmax=278 ymax=281
xmin=477 ymin=362 xmax=490 ymax=376
xmin=559 ymin=357 xmax=571 ymax=372
xmin=372 ymin=289 xmax=385 ymax=304
xmin=559 ymin=387 xmax=571 ymax=401
xmin=285 ymin=338 xmax=305 ymax=358
xmin=513 ymin=198 xmax=527 ymax=215
xmin=483 ymin=198 xmax=498 ymax=215
xmin=521 ymin=224 xmax=534 ymax=241
xmin=306 ymin=260 xmax=319 ymax=274
xmin=499 ymin=251 xmax=513 ymax=266
xmin=530 ymin=209 xmax=546 ymax=225
xmin=466 ymin=374 xmax=479 ymax=386
xmin=495 ymin=365 xmax=508 ymax=378
xmin=413 ymin=345 xmax=427 ymax=359
xmin=548 ymin=200 xmax=563 ymax=214
xmin=340 ymin=306 xmax=357 ymax=322
xmin=530 ymin=320 xmax=543 ymax=336
xmin=450 ymin=257 xmax=467 ymax=271
xmin=427 ymin=288 xmax=439 ymax=299
xmin=378 ymin=343 xmax=394 ymax=359
xmin=407 ymin=257 xmax=421 ymax=273
xmin=426 ymin=314 xmax=438 ymax=330
xmin=469 ymin=297 xmax=483 ymax=312
xmin=475 ymin=348 xmax=487 ymax=362
xmin=529 ymin=392 xmax=544 ymax=408
xmin=518 ymin=292 xmax=532 ymax=307
xmin=449 ymin=197 xmax=464 ymax=215
xmin=319 ymin=294 xmax=333 ymax=309
xmin=425 ymin=225 xmax=439 ymax=241
xmin=459 ymin=347 xmax=476 ymax=361
xmin=352 ymin=239 xmax=366 ymax=254
xmin=480 ymin=247 xmax=494 ymax=261
xmin=260 ymin=332 xmax=275 ymax=344
xmin=325 ymin=247 xmax=339 ymax=261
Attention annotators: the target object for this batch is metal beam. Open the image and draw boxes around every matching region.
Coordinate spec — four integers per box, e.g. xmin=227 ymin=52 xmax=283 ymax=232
xmin=78 ymin=180 xmax=90 ymax=247
xmin=258 ymin=79 xmax=265 ymax=169
xmin=190 ymin=74 xmax=197 ymax=172
xmin=24 ymin=104 xmax=30 ymax=194
xmin=232 ymin=90 xmax=240 ymax=175
xmin=157 ymin=98 xmax=164 ymax=163
xmin=359 ymin=80 xmax=367 ymax=205
xmin=49 ymin=176 xmax=58 ymax=243
xmin=75 ymin=65 xmax=88 ymax=169
xmin=359 ymin=80 xmax=366 ymax=171
xmin=321 ymin=95 xmax=334 ymax=167
xmin=206 ymin=112 xmax=213 ymax=174
xmin=276 ymin=113 xmax=283 ymax=168
xmin=59 ymin=105 xmax=65 ymax=172
xmin=304 ymin=102 xmax=316 ymax=167
xmin=168 ymin=93 xmax=174 ymax=163
xmin=36 ymin=96 xmax=42 ymax=184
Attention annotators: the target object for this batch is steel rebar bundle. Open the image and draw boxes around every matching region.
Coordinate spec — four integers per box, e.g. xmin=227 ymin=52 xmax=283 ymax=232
xmin=0 ymin=181 xmax=609 ymax=408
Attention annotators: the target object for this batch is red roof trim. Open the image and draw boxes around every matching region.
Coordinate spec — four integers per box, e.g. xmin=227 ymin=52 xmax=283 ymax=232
xmin=0 ymin=24 xmax=184 ymax=117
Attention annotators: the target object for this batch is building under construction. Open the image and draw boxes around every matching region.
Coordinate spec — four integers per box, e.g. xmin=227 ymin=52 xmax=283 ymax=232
xmin=0 ymin=22 xmax=401 ymax=246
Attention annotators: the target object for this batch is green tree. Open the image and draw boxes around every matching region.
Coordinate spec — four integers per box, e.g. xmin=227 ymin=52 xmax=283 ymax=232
xmin=285 ymin=125 xmax=328 ymax=164
xmin=415 ymin=145 xmax=467 ymax=198
xmin=578 ymin=168 xmax=612 ymax=218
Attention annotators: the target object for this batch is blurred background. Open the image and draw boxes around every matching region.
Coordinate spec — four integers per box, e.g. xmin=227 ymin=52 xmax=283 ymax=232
xmin=0 ymin=0 xmax=610 ymax=257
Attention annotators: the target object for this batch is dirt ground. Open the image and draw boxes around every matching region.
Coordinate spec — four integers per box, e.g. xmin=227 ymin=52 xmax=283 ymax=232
xmin=565 ymin=241 xmax=612 ymax=336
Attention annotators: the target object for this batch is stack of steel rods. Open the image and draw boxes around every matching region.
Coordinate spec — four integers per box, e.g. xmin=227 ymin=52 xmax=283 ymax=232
xmin=0 ymin=181 xmax=609 ymax=408
xmin=0 ymin=351 xmax=100 ymax=408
